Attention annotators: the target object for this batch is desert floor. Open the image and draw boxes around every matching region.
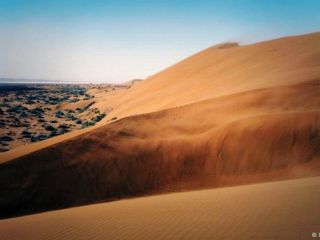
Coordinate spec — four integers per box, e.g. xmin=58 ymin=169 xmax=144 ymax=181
xmin=0 ymin=83 xmax=130 ymax=152
xmin=1 ymin=177 xmax=319 ymax=240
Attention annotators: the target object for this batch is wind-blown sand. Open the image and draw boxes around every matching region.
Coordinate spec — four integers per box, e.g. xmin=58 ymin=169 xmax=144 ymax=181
xmin=1 ymin=177 xmax=320 ymax=240
xmin=0 ymin=32 xmax=320 ymax=221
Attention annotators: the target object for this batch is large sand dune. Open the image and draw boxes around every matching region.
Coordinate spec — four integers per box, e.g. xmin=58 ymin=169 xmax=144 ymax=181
xmin=102 ymin=32 xmax=320 ymax=118
xmin=1 ymin=32 xmax=320 ymax=218
xmin=1 ymin=177 xmax=320 ymax=240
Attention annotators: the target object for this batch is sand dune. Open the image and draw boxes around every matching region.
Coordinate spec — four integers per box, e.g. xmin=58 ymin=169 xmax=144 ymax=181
xmin=0 ymin=32 xmax=320 ymax=218
xmin=1 ymin=177 xmax=320 ymax=240
xmin=1 ymin=32 xmax=320 ymax=161
xmin=102 ymin=32 xmax=320 ymax=119
xmin=1 ymin=79 xmax=319 ymax=218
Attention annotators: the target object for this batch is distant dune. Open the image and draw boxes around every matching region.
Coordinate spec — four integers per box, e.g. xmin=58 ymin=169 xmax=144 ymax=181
xmin=1 ymin=32 xmax=320 ymax=218
xmin=1 ymin=177 xmax=319 ymax=240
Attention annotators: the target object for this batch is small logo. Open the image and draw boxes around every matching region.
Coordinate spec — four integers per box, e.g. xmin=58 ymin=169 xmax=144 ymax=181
xmin=312 ymin=232 xmax=320 ymax=238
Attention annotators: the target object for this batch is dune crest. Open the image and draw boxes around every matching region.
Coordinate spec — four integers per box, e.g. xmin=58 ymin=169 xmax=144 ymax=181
xmin=214 ymin=42 xmax=239 ymax=49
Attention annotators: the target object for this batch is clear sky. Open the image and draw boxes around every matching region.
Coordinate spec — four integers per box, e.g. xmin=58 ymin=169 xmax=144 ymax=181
xmin=0 ymin=0 xmax=319 ymax=83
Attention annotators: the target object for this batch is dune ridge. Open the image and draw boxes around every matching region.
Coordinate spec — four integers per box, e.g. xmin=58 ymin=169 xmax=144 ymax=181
xmin=1 ymin=32 xmax=320 ymax=218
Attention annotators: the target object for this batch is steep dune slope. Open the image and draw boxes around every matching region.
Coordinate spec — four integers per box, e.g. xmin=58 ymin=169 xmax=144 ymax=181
xmin=1 ymin=32 xmax=320 ymax=218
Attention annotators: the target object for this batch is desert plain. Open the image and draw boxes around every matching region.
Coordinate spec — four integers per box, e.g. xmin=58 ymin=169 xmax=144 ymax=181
xmin=0 ymin=83 xmax=132 ymax=152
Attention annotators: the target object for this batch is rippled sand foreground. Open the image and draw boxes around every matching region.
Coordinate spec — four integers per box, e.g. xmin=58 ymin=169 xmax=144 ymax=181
xmin=1 ymin=177 xmax=319 ymax=240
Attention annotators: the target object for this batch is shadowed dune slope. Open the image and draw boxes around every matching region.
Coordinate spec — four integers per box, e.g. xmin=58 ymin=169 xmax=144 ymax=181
xmin=1 ymin=32 xmax=320 ymax=218
xmin=1 ymin=177 xmax=320 ymax=240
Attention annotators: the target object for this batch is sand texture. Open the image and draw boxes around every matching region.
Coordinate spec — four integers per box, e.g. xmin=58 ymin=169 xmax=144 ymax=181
xmin=1 ymin=177 xmax=320 ymax=240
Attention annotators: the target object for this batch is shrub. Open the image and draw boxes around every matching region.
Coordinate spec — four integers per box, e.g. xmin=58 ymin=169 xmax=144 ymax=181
xmin=76 ymin=119 xmax=82 ymax=124
xmin=19 ymin=112 xmax=28 ymax=118
xmin=21 ymin=130 xmax=32 ymax=138
xmin=84 ymin=94 xmax=92 ymax=100
xmin=76 ymin=107 xmax=84 ymax=113
xmin=57 ymin=128 xmax=69 ymax=135
xmin=59 ymin=124 xmax=70 ymax=129
xmin=30 ymin=107 xmax=44 ymax=114
xmin=81 ymin=121 xmax=95 ymax=128
xmin=68 ymin=98 xmax=79 ymax=103
xmin=0 ymin=146 xmax=9 ymax=152
xmin=49 ymin=131 xmax=59 ymax=137
xmin=26 ymin=100 xmax=35 ymax=105
xmin=30 ymin=134 xmax=49 ymax=142
xmin=45 ymin=125 xmax=56 ymax=131
xmin=92 ymin=113 xmax=106 ymax=123
xmin=0 ymin=135 xmax=13 ymax=142
xmin=55 ymin=111 xmax=65 ymax=118
xmin=66 ymin=113 xmax=77 ymax=121
xmin=7 ymin=105 xmax=27 ymax=113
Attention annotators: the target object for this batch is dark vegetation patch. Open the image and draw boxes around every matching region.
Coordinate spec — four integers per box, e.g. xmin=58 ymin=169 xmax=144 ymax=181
xmin=0 ymin=84 xmax=43 ymax=92
xmin=0 ymin=84 xmax=110 ymax=151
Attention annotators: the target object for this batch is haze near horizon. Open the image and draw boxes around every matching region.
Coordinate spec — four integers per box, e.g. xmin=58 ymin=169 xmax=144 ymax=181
xmin=0 ymin=0 xmax=320 ymax=83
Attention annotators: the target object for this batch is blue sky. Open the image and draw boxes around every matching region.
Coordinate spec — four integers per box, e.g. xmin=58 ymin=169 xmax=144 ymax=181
xmin=0 ymin=0 xmax=319 ymax=83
